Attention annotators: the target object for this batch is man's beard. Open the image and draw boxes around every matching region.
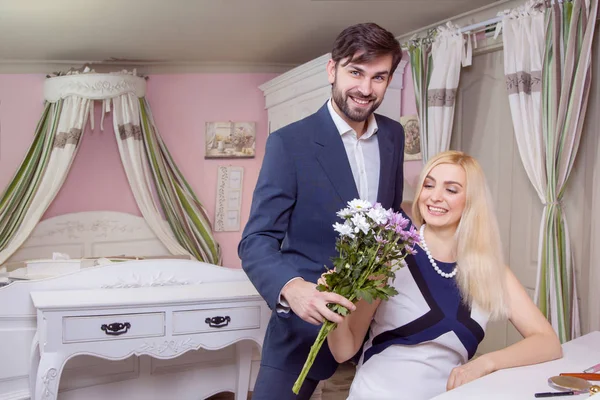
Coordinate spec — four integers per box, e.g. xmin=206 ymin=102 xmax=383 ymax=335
xmin=332 ymin=80 xmax=382 ymax=122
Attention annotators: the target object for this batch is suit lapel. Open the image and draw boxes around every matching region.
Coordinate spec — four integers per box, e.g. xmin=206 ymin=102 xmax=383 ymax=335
xmin=376 ymin=117 xmax=395 ymax=207
xmin=312 ymin=105 xmax=359 ymax=203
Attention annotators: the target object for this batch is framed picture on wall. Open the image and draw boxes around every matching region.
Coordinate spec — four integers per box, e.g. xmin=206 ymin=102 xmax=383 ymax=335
xmin=205 ymin=121 xmax=256 ymax=159
xmin=400 ymin=114 xmax=422 ymax=161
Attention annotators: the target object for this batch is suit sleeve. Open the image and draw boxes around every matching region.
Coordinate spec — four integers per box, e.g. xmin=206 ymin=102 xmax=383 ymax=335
xmin=393 ymin=122 xmax=406 ymax=211
xmin=238 ymin=132 xmax=301 ymax=311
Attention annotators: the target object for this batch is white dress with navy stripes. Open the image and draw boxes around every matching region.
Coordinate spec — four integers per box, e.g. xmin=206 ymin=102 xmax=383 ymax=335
xmin=347 ymin=244 xmax=489 ymax=400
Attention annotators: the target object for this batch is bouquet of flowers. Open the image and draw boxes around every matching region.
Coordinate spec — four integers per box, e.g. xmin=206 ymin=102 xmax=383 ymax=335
xmin=292 ymin=199 xmax=420 ymax=394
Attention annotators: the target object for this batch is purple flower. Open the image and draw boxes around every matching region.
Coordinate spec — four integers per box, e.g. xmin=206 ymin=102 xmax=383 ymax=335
xmin=375 ymin=235 xmax=389 ymax=245
xmin=404 ymin=244 xmax=417 ymax=255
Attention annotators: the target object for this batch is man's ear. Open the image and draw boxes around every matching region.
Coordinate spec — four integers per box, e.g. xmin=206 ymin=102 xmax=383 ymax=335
xmin=327 ymin=59 xmax=337 ymax=85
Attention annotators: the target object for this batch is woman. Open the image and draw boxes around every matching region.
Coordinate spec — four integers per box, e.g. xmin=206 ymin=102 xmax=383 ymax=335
xmin=325 ymin=151 xmax=562 ymax=399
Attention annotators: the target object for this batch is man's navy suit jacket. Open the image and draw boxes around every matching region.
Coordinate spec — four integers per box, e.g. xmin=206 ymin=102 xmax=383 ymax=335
xmin=239 ymin=103 xmax=405 ymax=380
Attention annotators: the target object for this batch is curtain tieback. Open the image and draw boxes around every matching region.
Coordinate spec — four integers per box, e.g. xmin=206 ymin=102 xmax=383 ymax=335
xmin=544 ymin=200 xmax=562 ymax=206
xmin=462 ymin=33 xmax=473 ymax=67
xmin=493 ymin=21 xmax=503 ymax=39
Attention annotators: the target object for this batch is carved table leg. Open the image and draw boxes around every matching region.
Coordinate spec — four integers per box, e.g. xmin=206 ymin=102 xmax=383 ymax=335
xmin=235 ymin=340 xmax=253 ymax=400
xmin=34 ymin=352 xmax=66 ymax=400
xmin=29 ymin=332 xmax=40 ymax=397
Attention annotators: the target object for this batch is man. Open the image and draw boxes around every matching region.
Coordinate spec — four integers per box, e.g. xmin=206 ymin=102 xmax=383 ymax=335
xmin=238 ymin=22 xmax=405 ymax=399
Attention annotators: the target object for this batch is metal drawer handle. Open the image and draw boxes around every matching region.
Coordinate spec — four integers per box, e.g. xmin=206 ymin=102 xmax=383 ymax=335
xmin=205 ymin=316 xmax=231 ymax=328
xmin=101 ymin=322 xmax=131 ymax=336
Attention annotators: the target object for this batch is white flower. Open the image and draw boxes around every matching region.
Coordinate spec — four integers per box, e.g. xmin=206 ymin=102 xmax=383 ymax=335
xmin=347 ymin=199 xmax=372 ymax=213
xmin=386 ymin=207 xmax=396 ymax=220
xmin=367 ymin=207 xmax=388 ymax=225
xmin=351 ymin=213 xmax=371 ymax=235
xmin=333 ymin=222 xmax=355 ymax=238
xmin=336 ymin=208 xmax=353 ymax=218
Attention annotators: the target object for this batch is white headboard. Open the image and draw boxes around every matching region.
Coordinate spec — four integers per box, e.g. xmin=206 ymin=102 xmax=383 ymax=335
xmin=7 ymin=211 xmax=170 ymax=263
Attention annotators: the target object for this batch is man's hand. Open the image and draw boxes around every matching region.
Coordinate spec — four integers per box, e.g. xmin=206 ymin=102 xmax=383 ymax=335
xmin=281 ymin=278 xmax=356 ymax=325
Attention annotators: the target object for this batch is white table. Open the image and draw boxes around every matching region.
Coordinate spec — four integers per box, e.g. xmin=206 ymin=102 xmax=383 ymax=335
xmin=30 ymin=281 xmax=269 ymax=400
xmin=432 ymin=331 xmax=600 ymax=399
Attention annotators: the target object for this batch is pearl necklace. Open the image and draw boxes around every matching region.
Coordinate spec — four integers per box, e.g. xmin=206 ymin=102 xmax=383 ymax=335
xmin=419 ymin=224 xmax=458 ymax=279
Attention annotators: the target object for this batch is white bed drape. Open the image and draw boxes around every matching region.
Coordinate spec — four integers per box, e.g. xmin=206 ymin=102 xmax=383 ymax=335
xmin=112 ymin=94 xmax=191 ymax=257
xmin=0 ymin=97 xmax=89 ymax=264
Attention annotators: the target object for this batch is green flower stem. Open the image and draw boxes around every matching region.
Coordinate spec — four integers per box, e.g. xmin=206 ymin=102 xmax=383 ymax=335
xmin=292 ymin=243 xmax=384 ymax=393
xmin=355 ymin=243 xmax=382 ymax=285
xmin=292 ymin=320 xmax=337 ymax=394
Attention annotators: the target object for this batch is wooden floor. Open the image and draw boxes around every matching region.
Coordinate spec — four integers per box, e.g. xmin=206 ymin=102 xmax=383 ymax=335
xmin=207 ymin=362 xmax=355 ymax=400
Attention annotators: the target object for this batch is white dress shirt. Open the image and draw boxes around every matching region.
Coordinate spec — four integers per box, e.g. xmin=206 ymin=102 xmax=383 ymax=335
xmin=277 ymin=99 xmax=381 ymax=312
xmin=326 ymin=99 xmax=380 ymax=204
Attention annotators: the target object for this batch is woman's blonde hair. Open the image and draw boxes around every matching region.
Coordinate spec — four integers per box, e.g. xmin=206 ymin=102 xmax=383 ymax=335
xmin=411 ymin=151 xmax=508 ymax=319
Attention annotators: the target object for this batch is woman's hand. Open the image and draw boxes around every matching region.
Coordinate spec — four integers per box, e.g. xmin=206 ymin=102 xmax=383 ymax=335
xmin=446 ymin=355 xmax=495 ymax=391
xmin=317 ymin=269 xmax=335 ymax=288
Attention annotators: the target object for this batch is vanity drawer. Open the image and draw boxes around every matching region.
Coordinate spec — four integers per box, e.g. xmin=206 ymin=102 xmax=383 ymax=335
xmin=63 ymin=312 xmax=165 ymax=343
xmin=173 ymin=306 xmax=260 ymax=335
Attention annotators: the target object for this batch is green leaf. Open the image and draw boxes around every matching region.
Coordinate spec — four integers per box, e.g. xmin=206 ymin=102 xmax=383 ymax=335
xmin=337 ymin=306 xmax=349 ymax=316
xmin=377 ymin=285 xmax=398 ymax=298
xmin=316 ymin=284 xmax=328 ymax=292
xmin=337 ymin=284 xmax=352 ymax=297
xmin=329 ymin=304 xmax=350 ymax=316
xmin=359 ymin=289 xmax=373 ymax=303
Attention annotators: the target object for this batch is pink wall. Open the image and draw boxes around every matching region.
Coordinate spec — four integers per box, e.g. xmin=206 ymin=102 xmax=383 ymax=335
xmin=0 ymin=66 xmax=420 ymax=269
xmin=140 ymin=74 xmax=277 ymax=268
xmin=0 ymin=75 xmax=47 ymax=192
xmin=0 ymin=73 xmax=276 ymax=268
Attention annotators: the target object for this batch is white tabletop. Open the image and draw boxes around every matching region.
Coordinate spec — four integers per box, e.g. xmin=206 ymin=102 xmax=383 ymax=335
xmin=30 ymin=280 xmax=260 ymax=310
xmin=432 ymin=331 xmax=600 ymax=399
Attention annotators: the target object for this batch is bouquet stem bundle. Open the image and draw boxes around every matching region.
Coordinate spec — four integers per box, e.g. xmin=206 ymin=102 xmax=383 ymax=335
xmin=292 ymin=200 xmax=419 ymax=394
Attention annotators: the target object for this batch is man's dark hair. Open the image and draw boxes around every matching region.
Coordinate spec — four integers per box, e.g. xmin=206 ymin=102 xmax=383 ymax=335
xmin=331 ymin=22 xmax=402 ymax=75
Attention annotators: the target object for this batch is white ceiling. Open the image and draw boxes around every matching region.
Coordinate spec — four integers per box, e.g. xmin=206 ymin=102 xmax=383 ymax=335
xmin=0 ymin=0 xmax=501 ymax=71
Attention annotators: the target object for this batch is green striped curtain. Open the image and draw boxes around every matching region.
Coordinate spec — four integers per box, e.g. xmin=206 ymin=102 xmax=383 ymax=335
xmin=538 ymin=0 xmax=598 ymax=342
xmin=407 ymin=30 xmax=435 ymax=163
xmin=0 ymin=102 xmax=61 ymax=250
xmin=139 ymin=99 xmax=221 ymax=265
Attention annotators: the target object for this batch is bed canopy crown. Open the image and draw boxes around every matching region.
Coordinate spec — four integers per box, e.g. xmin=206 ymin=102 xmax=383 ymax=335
xmin=44 ymin=69 xmax=146 ymax=102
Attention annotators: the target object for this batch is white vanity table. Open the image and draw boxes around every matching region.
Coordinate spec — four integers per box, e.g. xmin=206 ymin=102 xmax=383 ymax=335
xmin=0 ymin=212 xmax=273 ymax=400
xmin=30 ymin=280 xmax=266 ymax=400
